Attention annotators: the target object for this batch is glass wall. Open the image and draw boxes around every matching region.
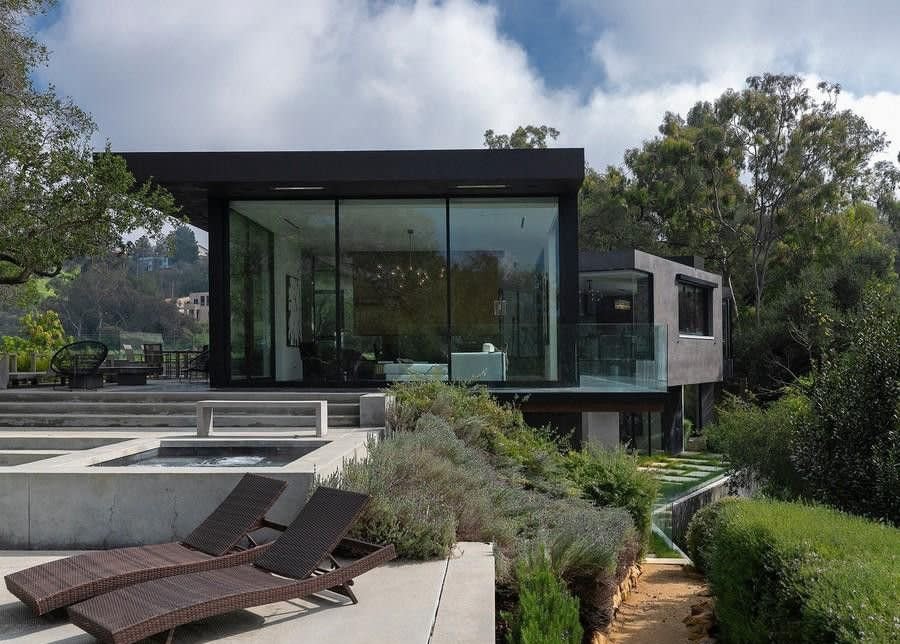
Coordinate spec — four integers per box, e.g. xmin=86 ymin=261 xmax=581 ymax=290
xmin=225 ymin=197 xmax=561 ymax=385
xmin=229 ymin=201 xmax=336 ymax=383
xmin=619 ymin=411 xmax=663 ymax=455
xmin=579 ymin=270 xmax=651 ymax=325
xmin=339 ymin=200 xmax=448 ymax=383
xmin=228 ymin=209 xmax=274 ymax=381
xmin=449 ymin=199 xmax=559 ymax=382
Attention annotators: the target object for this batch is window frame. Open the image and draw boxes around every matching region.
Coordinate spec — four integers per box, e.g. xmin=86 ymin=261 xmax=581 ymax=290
xmin=676 ymin=276 xmax=714 ymax=338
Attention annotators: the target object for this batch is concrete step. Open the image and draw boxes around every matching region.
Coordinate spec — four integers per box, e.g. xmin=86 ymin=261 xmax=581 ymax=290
xmin=0 ymin=414 xmax=361 ymax=428
xmin=0 ymin=401 xmax=360 ymax=415
xmin=0 ymin=390 xmax=370 ymax=404
xmin=0 ymin=426 xmax=384 ymax=434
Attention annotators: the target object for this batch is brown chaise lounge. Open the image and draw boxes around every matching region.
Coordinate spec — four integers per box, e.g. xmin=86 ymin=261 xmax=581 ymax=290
xmin=5 ymin=473 xmax=287 ymax=616
xmin=68 ymin=487 xmax=397 ymax=644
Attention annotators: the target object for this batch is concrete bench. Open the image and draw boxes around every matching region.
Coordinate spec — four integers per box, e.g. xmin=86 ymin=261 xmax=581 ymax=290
xmin=195 ymin=400 xmax=328 ymax=437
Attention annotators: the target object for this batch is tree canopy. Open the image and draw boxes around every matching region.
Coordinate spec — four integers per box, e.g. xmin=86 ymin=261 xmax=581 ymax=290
xmin=484 ymin=125 xmax=560 ymax=149
xmin=0 ymin=0 xmax=177 ymax=285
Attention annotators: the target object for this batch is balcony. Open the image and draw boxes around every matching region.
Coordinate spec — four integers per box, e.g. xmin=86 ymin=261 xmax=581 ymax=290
xmin=575 ymin=323 xmax=668 ymax=392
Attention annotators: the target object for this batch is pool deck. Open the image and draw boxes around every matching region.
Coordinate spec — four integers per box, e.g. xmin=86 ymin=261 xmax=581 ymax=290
xmin=0 ymin=542 xmax=495 ymax=643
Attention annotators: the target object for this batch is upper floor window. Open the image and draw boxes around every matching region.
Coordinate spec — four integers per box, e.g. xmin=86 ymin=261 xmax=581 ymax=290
xmin=678 ymin=281 xmax=711 ymax=336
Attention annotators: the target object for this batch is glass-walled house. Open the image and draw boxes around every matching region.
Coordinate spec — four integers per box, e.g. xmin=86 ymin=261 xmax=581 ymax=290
xmin=121 ymin=149 xmax=582 ymax=388
xmin=120 ymin=149 xmax=725 ymax=455
xmin=226 ymin=197 xmax=560 ymax=385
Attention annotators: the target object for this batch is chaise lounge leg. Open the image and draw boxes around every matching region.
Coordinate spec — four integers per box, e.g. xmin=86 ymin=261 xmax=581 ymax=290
xmin=323 ymin=554 xmax=358 ymax=603
xmin=330 ymin=583 xmax=358 ymax=604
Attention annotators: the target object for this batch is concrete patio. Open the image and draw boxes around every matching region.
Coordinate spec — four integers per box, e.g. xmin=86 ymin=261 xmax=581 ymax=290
xmin=0 ymin=542 xmax=495 ymax=643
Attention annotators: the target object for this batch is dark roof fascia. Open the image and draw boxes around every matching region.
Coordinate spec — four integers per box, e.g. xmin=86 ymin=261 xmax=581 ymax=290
xmin=578 ymin=249 xmax=637 ymax=272
xmin=118 ymin=148 xmax=585 ymax=230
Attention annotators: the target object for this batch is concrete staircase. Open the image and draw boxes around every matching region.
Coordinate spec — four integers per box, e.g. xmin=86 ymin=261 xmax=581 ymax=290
xmin=0 ymin=389 xmax=369 ymax=432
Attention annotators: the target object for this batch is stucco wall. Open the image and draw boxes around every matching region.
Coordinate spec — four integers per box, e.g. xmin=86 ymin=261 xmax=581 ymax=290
xmin=633 ymin=251 xmax=723 ymax=387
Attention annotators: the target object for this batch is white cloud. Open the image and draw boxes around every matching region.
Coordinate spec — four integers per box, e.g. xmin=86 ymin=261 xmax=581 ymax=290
xmin=36 ymin=0 xmax=900 ymax=174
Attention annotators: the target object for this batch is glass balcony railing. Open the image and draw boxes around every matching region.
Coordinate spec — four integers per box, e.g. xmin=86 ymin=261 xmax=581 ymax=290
xmin=282 ymin=322 xmax=667 ymax=392
xmin=575 ymin=323 xmax=668 ymax=392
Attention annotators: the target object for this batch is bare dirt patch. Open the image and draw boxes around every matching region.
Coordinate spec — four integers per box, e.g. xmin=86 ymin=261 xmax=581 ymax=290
xmin=607 ymin=562 xmax=712 ymax=644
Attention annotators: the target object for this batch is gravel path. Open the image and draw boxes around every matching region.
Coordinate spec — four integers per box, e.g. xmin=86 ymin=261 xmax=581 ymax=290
xmin=608 ymin=563 xmax=712 ymax=644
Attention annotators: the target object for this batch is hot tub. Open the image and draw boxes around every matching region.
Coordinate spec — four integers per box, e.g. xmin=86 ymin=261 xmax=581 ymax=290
xmin=92 ymin=442 xmax=328 ymax=468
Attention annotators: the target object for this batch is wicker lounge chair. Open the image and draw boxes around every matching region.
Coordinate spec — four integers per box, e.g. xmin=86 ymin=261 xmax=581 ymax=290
xmin=68 ymin=487 xmax=397 ymax=644
xmin=5 ymin=474 xmax=287 ymax=616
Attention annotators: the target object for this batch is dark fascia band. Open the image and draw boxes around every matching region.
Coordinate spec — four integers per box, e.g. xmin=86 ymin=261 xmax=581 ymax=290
xmin=675 ymin=273 xmax=718 ymax=289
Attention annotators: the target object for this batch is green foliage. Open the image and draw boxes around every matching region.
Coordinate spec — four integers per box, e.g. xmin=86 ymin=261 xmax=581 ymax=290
xmin=1 ymin=309 xmax=70 ymax=365
xmin=687 ymin=498 xmax=900 ymax=643
xmin=792 ymin=295 xmax=900 ymax=524
xmin=484 ymin=124 xmax=559 ymax=150
xmin=389 ymin=381 xmax=571 ymax=492
xmin=167 ymin=225 xmax=199 ymax=264
xmin=563 ymin=447 xmax=658 ymax=547
xmin=376 ymin=382 xmax=643 ymax=638
xmin=706 ymin=391 xmax=809 ymax=498
xmin=503 ymin=545 xmax=584 ymax=644
xmin=321 ymin=417 xmax=517 ymax=559
xmin=685 ymin=497 xmax=743 ymax=573
xmin=1 ymin=0 xmax=177 ymax=285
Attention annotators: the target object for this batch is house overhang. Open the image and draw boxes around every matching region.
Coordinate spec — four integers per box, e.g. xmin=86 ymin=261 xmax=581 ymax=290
xmin=118 ymin=148 xmax=586 ymax=230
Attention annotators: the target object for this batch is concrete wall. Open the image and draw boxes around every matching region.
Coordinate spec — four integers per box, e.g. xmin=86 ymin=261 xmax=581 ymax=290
xmin=0 ymin=431 xmax=374 ymax=549
xmin=633 ymin=251 xmax=723 ymax=387
xmin=581 ymin=411 xmax=619 ymax=449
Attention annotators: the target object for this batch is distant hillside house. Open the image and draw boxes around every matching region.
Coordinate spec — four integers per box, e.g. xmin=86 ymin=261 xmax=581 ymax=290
xmin=137 ymin=255 xmax=174 ymax=272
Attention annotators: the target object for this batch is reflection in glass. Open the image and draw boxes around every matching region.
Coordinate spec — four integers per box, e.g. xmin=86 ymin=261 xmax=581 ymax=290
xmin=228 ymin=210 xmax=274 ymax=381
xmin=449 ymin=199 xmax=559 ymax=382
xmin=230 ymin=201 xmax=336 ymax=383
xmin=339 ymin=200 xmax=448 ymax=383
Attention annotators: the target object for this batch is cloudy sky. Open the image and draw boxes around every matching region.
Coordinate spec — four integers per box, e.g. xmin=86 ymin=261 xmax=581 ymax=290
xmin=32 ymin=0 xmax=900 ymax=170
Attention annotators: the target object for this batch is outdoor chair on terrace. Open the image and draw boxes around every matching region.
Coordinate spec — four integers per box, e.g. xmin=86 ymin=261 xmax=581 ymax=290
xmin=50 ymin=340 xmax=109 ymax=389
xmin=4 ymin=474 xmax=287 ymax=615
xmin=141 ymin=343 xmax=164 ymax=377
xmin=68 ymin=487 xmax=397 ymax=644
xmin=181 ymin=347 xmax=209 ymax=382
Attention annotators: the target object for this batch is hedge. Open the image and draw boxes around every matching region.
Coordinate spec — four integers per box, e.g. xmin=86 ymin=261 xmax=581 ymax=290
xmin=687 ymin=498 xmax=900 ymax=643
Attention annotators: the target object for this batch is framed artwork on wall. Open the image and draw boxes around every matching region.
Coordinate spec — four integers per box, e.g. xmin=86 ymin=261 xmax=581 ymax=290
xmin=286 ymin=274 xmax=301 ymax=347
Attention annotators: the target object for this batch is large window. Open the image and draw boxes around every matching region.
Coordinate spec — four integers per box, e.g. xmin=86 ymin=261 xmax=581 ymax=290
xmin=225 ymin=197 xmax=561 ymax=385
xmin=340 ymin=200 xmax=448 ymax=383
xmin=228 ymin=210 xmax=274 ymax=381
xmin=449 ymin=199 xmax=559 ymax=382
xmin=678 ymin=281 xmax=711 ymax=336
xmin=229 ymin=201 xmax=336 ymax=383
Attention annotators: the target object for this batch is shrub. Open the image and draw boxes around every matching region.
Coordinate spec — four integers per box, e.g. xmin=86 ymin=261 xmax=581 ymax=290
xmin=706 ymin=391 xmax=809 ymax=498
xmin=684 ymin=496 xmax=742 ymax=573
xmin=503 ymin=545 xmax=584 ymax=644
xmin=321 ymin=417 xmax=517 ymax=558
xmin=688 ymin=498 xmax=900 ymax=643
xmin=563 ymin=447 xmax=658 ymax=547
xmin=792 ymin=297 xmax=900 ymax=524
xmin=389 ymin=381 xmax=571 ymax=491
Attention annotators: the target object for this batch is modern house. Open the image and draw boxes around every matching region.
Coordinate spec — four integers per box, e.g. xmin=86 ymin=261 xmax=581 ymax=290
xmin=121 ymin=149 xmax=725 ymax=453
xmin=577 ymin=250 xmax=725 ymax=454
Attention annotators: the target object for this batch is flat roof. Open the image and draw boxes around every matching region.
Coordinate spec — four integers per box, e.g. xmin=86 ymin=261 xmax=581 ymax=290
xmin=118 ymin=148 xmax=585 ymax=230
